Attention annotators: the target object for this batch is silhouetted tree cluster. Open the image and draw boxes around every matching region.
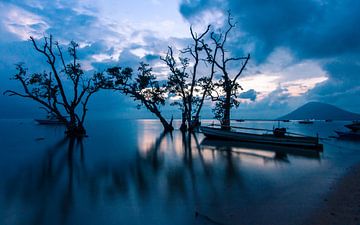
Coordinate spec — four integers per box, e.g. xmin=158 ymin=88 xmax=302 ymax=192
xmin=5 ymin=12 xmax=250 ymax=135
xmin=161 ymin=25 xmax=213 ymax=131
xmin=4 ymin=36 xmax=104 ymax=137
xmin=161 ymin=47 xmax=190 ymax=131
xmin=163 ymin=12 xmax=250 ymax=130
xmin=103 ymin=63 xmax=174 ymax=132
xmin=205 ymin=14 xmax=250 ymax=129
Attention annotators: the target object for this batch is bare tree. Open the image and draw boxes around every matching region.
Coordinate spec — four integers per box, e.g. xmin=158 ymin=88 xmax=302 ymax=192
xmin=161 ymin=47 xmax=189 ymax=131
xmin=162 ymin=25 xmax=211 ymax=131
xmin=195 ymin=37 xmax=220 ymax=121
xmin=205 ymin=12 xmax=250 ymax=129
xmin=4 ymin=35 xmax=104 ymax=137
xmin=104 ymin=63 xmax=174 ymax=132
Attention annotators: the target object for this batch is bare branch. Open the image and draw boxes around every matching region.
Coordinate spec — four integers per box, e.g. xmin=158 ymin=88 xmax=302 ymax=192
xmin=224 ymin=56 xmax=249 ymax=64
xmin=3 ymin=90 xmax=30 ymax=98
xmin=231 ymin=53 xmax=250 ymax=86
xmin=56 ymin=42 xmax=68 ymax=74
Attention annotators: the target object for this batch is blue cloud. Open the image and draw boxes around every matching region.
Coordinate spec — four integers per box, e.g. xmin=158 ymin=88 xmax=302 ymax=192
xmin=143 ymin=54 xmax=159 ymax=62
xmin=239 ymin=89 xmax=257 ymax=101
xmin=180 ymin=0 xmax=360 ymax=61
xmin=179 ymin=0 xmax=360 ymax=113
xmin=1 ymin=0 xmax=359 ymax=119
xmin=306 ymin=55 xmax=360 ymax=112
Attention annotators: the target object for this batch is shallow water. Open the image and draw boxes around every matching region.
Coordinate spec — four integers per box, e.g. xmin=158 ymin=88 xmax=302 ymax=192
xmin=0 ymin=119 xmax=359 ymax=225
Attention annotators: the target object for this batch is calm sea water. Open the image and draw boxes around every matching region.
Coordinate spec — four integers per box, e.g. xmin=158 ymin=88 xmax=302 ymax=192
xmin=0 ymin=119 xmax=359 ymax=225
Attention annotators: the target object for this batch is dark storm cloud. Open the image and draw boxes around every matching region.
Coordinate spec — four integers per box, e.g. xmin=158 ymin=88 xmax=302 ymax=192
xmin=144 ymin=54 xmax=159 ymax=62
xmin=180 ymin=0 xmax=360 ymax=113
xmin=307 ymin=55 xmax=360 ymax=112
xmin=239 ymin=89 xmax=257 ymax=101
xmin=179 ymin=0 xmax=217 ymax=18
xmin=180 ymin=0 xmax=360 ymax=61
xmin=232 ymin=86 xmax=299 ymax=119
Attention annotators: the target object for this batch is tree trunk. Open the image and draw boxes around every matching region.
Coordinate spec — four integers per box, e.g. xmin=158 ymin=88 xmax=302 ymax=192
xmin=158 ymin=114 xmax=174 ymax=132
xmin=65 ymin=123 xmax=86 ymax=137
xmin=194 ymin=100 xmax=204 ymax=124
xmin=180 ymin=111 xmax=187 ymax=132
xmin=187 ymin=96 xmax=192 ymax=131
xmin=152 ymin=107 xmax=174 ymax=132
xmin=64 ymin=111 xmax=87 ymax=137
xmin=222 ymin=87 xmax=231 ymax=130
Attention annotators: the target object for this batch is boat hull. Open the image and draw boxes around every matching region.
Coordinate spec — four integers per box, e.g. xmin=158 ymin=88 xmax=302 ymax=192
xmin=35 ymin=119 xmax=66 ymax=125
xmin=335 ymin=131 xmax=360 ymax=139
xmin=344 ymin=123 xmax=360 ymax=132
xmin=298 ymin=121 xmax=313 ymax=124
xmin=200 ymin=126 xmax=323 ymax=150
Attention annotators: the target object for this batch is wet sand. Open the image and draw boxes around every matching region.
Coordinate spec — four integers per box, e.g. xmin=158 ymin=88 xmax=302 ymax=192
xmin=306 ymin=163 xmax=360 ymax=225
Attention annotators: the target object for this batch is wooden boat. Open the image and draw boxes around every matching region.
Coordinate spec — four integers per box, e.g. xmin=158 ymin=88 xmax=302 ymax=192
xmin=344 ymin=121 xmax=360 ymax=132
xmin=200 ymin=126 xmax=323 ymax=150
xmin=335 ymin=131 xmax=360 ymax=139
xmin=335 ymin=121 xmax=360 ymax=139
xmin=298 ymin=120 xmax=314 ymax=124
xmin=35 ymin=118 xmax=65 ymax=125
xmin=35 ymin=114 xmax=66 ymax=125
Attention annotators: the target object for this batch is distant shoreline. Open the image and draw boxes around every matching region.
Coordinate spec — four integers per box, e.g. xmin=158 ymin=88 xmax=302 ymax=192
xmin=0 ymin=118 xmax=356 ymax=121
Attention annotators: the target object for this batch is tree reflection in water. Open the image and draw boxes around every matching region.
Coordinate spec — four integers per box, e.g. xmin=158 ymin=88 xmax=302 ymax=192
xmin=2 ymin=131 xmax=320 ymax=225
xmin=4 ymin=137 xmax=84 ymax=225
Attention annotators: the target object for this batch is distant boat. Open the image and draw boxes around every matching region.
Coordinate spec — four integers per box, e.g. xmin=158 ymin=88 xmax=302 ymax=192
xmin=298 ymin=120 xmax=314 ymax=124
xmin=335 ymin=121 xmax=360 ymax=139
xmin=282 ymin=120 xmax=290 ymax=122
xmin=236 ymin=119 xmax=245 ymax=122
xmin=35 ymin=114 xmax=66 ymax=125
xmin=200 ymin=126 xmax=322 ymax=150
xmin=325 ymin=119 xmax=333 ymax=122
xmin=344 ymin=121 xmax=360 ymax=132
xmin=335 ymin=131 xmax=360 ymax=139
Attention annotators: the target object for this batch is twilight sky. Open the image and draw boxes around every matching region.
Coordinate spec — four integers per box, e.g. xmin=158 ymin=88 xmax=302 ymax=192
xmin=0 ymin=0 xmax=359 ymax=119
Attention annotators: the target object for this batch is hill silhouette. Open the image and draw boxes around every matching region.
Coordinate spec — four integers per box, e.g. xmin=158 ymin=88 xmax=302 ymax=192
xmin=278 ymin=102 xmax=360 ymax=120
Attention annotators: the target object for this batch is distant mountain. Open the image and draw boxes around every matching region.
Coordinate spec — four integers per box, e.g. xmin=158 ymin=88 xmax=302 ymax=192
xmin=278 ymin=102 xmax=360 ymax=120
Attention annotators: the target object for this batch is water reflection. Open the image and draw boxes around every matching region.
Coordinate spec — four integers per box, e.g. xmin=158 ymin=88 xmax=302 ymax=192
xmin=3 ymin=137 xmax=84 ymax=225
xmin=1 ymin=123 xmax=325 ymax=225
xmin=200 ymin=138 xmax=321 ymax=163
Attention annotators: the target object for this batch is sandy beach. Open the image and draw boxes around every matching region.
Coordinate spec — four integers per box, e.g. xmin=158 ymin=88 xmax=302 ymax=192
xmin=306 ymin=162 xmax=360 ymax=225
